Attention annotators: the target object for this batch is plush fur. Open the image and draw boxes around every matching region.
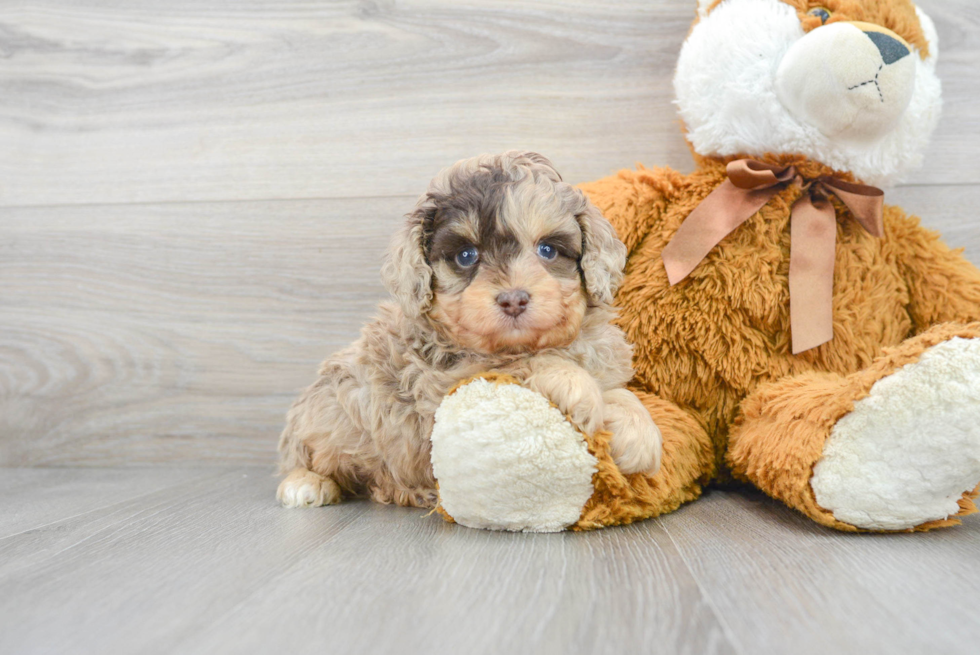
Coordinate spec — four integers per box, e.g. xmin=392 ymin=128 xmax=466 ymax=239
xmin=431 ymin=375 xmax=598 ymax=533
xmin=573 ymin=0 xmax=980 ymax=532
xmin=431 ymin=372 xmax=712 ymax=532
xmin=679 ymin=0 xmax=941 ymax=186
xmin=277 ymin=151 xmax=661 ymax=508
xmin=810 ymin=337 xmax=980 ymax=530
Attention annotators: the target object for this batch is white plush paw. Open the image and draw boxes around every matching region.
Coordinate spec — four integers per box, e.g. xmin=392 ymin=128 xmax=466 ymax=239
xmin=811 ymin=337 xmax=980 ymax=530
xmin=603 ymin=388 xmax=663 ymax=476
xmin=431 ymin=379 xmax=597 ymax=532
xmin=277 ymin=469 xmax=342 ymax=508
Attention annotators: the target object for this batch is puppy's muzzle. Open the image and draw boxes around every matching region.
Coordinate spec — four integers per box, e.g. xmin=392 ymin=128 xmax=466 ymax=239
xmin=496 ymin=289 xmax=530 ymax=317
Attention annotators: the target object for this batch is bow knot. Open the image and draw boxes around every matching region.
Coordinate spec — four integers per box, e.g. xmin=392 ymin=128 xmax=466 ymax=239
xmin=661 ymin=159 xmax=885 ymax=354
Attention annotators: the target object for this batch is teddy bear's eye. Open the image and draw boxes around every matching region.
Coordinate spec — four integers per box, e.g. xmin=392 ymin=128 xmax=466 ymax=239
xmin=808 ymin=7 xmax=831 ymax=24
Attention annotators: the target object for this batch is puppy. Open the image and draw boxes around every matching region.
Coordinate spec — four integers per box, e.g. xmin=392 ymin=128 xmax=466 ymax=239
xmin=277 ymin=151 xmax=661 ymax=509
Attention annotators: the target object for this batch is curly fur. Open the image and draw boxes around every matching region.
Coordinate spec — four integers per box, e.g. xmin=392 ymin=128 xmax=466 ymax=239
xmin=277 ymin=151 xmax=659 ymax=508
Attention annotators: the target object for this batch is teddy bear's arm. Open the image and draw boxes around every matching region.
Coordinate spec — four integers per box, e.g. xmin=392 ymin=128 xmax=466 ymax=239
xmin=887 ymin=208 xmax=980 ymax=331
xmin=578 ymin=167 xmax=683 ymax=256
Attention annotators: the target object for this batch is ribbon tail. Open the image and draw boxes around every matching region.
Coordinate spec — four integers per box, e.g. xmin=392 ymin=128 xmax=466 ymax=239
xmin=822 ymin=178 xmax=885 ymax=238
xmin=789 ymin=195 xmax=838 ymax=354
xmin=662 ymin=179 xmax=779 ymax=286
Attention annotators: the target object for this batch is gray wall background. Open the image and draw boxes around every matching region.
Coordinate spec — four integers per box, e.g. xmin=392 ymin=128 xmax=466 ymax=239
xmin=2 ymin=0 xmax=977 ymax=466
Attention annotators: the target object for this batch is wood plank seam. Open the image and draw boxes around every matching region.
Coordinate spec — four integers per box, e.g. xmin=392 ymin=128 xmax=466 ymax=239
xmin=0 ymin=469 xmax=225 ymax=545
xmin=165 ymin=502 xmax=372 ymax=651
xmin=656 ymin=515 xmax=748 ymax=655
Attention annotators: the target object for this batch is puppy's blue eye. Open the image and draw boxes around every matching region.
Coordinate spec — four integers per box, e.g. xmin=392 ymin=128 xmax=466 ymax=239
xmin=537 ymin=243 xmax=558 ymax=261
xmin=455 ymin=246 xmax=479 ymax=268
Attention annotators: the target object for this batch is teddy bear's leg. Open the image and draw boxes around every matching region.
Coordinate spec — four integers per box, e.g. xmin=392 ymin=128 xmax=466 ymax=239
xmin=728 ymin=323 xmax=980 ymax=532
xmin=577 ymin=389 xmax=715 ymax=528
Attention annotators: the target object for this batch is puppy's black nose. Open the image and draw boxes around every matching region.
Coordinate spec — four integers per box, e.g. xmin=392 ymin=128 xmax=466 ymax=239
xmin=496 ymin=290 xmax=530 ymax=317
xmin=864 ymin=30 xmax=909 ymax=65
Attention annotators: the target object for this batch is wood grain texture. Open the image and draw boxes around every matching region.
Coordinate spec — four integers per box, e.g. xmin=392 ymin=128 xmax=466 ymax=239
xmin=0 ymin=468 xmax=735 ymax=655
xmin=0 ymin=0 xmax=693 ymax=206
xmin=2 ymin=185 xmax=978 ymax=467
xmin=0 ymin=468 xmax=371 ymax=654
xmin=182 ymin=501 xmax=734 ymax=655
xmin=659 ymin=489 xmax=980 ymax=655
xmin=0 ymin=467 xmax=209 ymax=539
xmin=0 ymin=196 xmax=411 ymax=466
xmin=2 ymin=469 xmax=978 ymax=655
xmin=0 ymin=466 xmax=716 ymax=655
xmin=0 ymin=0 xmax=977 ymax=207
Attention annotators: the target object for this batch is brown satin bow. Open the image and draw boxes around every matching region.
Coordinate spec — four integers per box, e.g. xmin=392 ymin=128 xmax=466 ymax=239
xmin=661 ymin=159 xmax=885 ymax=354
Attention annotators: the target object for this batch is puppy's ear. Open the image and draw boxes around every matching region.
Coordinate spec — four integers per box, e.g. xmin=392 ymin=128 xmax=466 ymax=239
xmin=381 ymin=205 xmax=434 ymax=320
xmin=576 ymin=197 xmax=627 ymax=305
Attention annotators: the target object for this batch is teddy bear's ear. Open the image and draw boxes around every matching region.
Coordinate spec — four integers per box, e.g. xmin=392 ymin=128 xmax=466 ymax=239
xmin=576 ymin=197 xmax=627 ymax=306
xmin=915 ymin=5 xmax=939 ymax=68
xmin=380 ymin=203 xmax=435 ymax=320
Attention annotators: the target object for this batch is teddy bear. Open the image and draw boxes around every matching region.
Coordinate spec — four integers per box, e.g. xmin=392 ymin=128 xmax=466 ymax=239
xmin=430 ymin=0 xmax=980 ymax=533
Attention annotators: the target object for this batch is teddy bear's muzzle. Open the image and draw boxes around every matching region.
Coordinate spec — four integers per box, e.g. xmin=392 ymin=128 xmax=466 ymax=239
xmin=775 ymin=21 xmax=916 ymax=144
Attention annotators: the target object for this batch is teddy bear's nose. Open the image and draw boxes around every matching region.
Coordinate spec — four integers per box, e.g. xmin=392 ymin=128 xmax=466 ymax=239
xmin=864 ymin=30 xmax=910 ymax=65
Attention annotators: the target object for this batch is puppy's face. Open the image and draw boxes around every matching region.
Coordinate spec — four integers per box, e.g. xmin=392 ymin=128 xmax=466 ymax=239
xmin=381 ymin=151 xmax=627 ymax=356
xmin=426 ymin=173 xmax=587 ymax=354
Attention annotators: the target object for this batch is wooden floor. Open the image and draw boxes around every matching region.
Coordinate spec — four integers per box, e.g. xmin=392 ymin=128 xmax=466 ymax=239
xmin=3 ymin=1 xmax=980 ymax=653
xmin=0 ymin=468 xmax=978 ymax=655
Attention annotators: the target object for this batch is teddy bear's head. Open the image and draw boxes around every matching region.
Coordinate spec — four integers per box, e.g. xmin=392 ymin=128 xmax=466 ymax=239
xmin=676 ymin=0 xmax=941 ymax=186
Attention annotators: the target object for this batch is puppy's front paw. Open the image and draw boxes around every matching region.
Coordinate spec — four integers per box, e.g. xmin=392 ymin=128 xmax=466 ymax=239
xmin=603 ymin=389 xmax=663 ymax=475
xmin=526 ymin=365 xmax=605 ymax=435
xmin=277 ymin=468 xmax=342 ymax=508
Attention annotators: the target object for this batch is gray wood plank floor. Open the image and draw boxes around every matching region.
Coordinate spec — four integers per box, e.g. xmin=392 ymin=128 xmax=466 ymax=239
xmin=1 ymin=468 xmax=977 ymax=655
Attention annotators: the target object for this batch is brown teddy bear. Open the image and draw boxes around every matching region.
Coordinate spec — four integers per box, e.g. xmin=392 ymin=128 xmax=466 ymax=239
xmin=431 ymin=0 xmax=980 ymax=533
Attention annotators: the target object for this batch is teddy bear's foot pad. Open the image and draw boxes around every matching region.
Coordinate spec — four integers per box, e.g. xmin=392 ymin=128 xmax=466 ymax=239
xmin=810 ymin=337 xmax=980 ymax=530
xmin=431 ymin=378 xmax=597 ymax=532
